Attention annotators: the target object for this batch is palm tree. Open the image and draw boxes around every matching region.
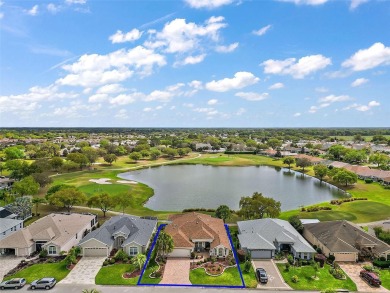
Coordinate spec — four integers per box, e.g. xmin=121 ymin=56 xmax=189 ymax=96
xmin=32 ymin=197 xmax=46 ymax=216
xmin=156 ymin=232 xmax=174 ymax=258
xmin=132 ymin=253 xmax=147 ymax=271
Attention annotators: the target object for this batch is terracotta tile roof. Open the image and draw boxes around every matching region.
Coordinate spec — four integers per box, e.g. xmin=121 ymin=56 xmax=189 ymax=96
xmin=165 ymin=213 xmax=230 ymax=250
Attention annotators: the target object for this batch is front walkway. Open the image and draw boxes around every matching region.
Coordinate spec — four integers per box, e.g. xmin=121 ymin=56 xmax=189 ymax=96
xmin=60 ymin=257 xmax=106 ymax=285
xmin=161 ymin=258 xmax=191 ymax=285
xmin=339 ymin=262 xmax=389 ymax=292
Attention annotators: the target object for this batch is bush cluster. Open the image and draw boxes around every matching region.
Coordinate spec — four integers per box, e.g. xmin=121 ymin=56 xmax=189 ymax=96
xmin=114 ymin=250 xmax=129 ymax=262
xmin=373 ymin=259 xmax=390 ymax=269
xmin=291 ymin=275 xmax=299 ymax=283
xmin=301 ymin=206 xmax=332 ymax=212
xmin=330 ymin=197 xmax=367 ymax=205
xmin=182 ymin=208 xmax=216 ymax=213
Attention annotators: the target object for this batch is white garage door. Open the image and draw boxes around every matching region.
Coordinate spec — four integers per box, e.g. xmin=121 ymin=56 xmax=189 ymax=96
xmin=83 ymin=247 xmax=108 ymax=257
xmin=334 ymin=253 xmax=356 ymax=262
xmin=168 ymin=248 xmax=191 ymax=258
xmin=250 ymin=249 xmax=272 ymax=259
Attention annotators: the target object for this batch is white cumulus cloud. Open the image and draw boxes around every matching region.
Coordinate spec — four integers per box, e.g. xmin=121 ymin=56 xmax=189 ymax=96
xmin=350 ymin=0 xmax=369 ymax=10
xmin=252 ymin=25 xmax=272 ymax=36
xmin=184 ymin=0 xmax=234 ymax=9
xmin=215 ymin=42 xmax=239 ymax=53
xmin=235 ymin=92 xmax=269 ymax=101
xmin=293 ymin=112 xmax=301 ymax=117
xmin=269 ymin=82 xmax=284 ymax=90
xmin=342 ymin=42 xmax=390 ymax=71
xmin=109 ymin=29 xmax=143 ymax=44
xmin=206 ymin=71 xmax=259 ymax=92
xmin=319 ymin=94 xmax=352 ymax=103
xmin=27 ymin=5 xmax=38 ymax=16
xmin=351 ymin=78 xmax=369 ymax=87
xmin=279 ymin=0 xmax=328 ymax=5
xmin=262 ymin=54 xmax=331 ymax=79
xmin=207 ymin=99 xmax=218 ymax=105
xmin=344 ymin=100 xmax=380 ymax=112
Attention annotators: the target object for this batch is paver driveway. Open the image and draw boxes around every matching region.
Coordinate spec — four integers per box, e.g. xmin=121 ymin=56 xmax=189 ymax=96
xmin=60 ymin=257 xmax=106 ymax=285
xmin=339 ymin=263 xmax=389 ymax=292
xmin=161 ymin=258 xmax=191 ymax=285
xmin=252 ymin=260 xmax=291 ymax=290
xmin=0 ymin=256 xmax=24 ymax=281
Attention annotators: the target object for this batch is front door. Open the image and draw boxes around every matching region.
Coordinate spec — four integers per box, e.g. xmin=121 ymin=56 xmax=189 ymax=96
xmin=195 ymin=242 xmax=202 ymax=252
xmin=218 ymin=248 xmax=223 ymax=257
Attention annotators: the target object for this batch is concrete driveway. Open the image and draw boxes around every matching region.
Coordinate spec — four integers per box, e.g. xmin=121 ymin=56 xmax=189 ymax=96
xmin=161 ymin=258 xmax=191 ymax=285
xmin=59 ymin=257 xmax=106 ymax=285
xmin=252 ymin=260 xmax=291 ymax=290
xmin=339 ymin=263 xmax=389 ymax=292
xmin=0 ymin=256 xmax=24 ymax=281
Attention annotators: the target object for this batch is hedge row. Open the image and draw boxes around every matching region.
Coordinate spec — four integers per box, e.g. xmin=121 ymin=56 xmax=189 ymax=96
xmin=330 ymin=197 xmax=367 ymax=205
xmin=301 ymin=206 xmax=332 ymax=212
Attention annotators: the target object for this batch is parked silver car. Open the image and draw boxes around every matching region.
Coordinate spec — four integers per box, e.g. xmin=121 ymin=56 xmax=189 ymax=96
xmin=0 ymin=278 xmax=26 ymax=289
xmin=30 ymin=278 xmax=56 ymax=290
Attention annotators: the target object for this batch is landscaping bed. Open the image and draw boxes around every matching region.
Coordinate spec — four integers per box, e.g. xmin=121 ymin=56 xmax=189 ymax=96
xmin=190 ymin=266 xmax=244 ymax=286
xmin=277 ymin=263 xmax=357 ymax=291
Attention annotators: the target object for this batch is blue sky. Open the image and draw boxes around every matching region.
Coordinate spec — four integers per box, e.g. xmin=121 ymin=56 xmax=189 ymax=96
xmin=0 ymin=0 xmax=389 ymax=127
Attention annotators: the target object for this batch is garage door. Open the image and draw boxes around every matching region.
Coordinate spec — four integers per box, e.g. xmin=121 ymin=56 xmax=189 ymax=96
xmin=250 ymin=249 xmax=272 ymax=259
xmin=334 ymin=253 xmax=356 ymax=262
xmin=83 ymin=247 xmax=108 ymax=257
xmin=168 ymin=248 xmax=191 ymax=258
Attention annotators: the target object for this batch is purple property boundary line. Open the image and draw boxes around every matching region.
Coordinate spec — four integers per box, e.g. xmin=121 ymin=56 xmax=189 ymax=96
xmin=137 ymin=223 xmax=246 ymax=288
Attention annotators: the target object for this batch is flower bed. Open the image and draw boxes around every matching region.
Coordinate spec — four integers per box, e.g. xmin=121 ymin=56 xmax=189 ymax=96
xmin=123 ymin=269 xmax=141 ymax=279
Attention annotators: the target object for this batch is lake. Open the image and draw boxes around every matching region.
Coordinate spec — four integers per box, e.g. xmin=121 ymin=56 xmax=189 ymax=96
xmin=118 ymin=165 xmax=345 ymax=211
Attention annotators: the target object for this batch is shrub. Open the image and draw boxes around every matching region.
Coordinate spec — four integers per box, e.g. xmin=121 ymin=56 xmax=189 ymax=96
xmin=230 ymin=259 xmax=236 ymax=266
xmin=291 ymin=275 xmax=299 ymax=283
xmin=39 ymin=249 xmax=48 ymax=258
xmin=109 ymin=258 xmax=116 ymax=264
xmin=328 ymin=255 xmax=335 ymax=263
xmin=316 ymin=247 xmax=322 ymax=254
xmin=365 ymin=178 xmax=373 ymax=183
xmin=74 ymin=246 xmax=81 ymax=256
xmin=190 ymin=252 xmax=195 ymax=259
xmin=103 ymin=261 xmax=109 ymax=266
xmin=236 ymin=250 xmax=246 ymax=263
xmin=287 ymin=254 xmax=294 ymax=265
xmin=114 ymin=250 xmax=128 ymax=262
xmin=123 ymin=257 xmax=129 ymax=263
xmin=372 ymin=259 xmax=390 ymax=269
xmin=285 ymin=262 xmax=290 ymax=272
xmin=244 ymin=261 xmax=251 ymax=273
xmin=154 ymin=271 xmax=162 ymax=278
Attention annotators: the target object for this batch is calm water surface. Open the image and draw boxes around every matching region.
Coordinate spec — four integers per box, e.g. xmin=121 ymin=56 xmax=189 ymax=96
xmin=118 ymin=165 xmax=345 ymax=211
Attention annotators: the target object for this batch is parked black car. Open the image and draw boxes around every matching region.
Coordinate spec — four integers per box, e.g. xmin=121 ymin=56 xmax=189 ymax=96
xmin=30 ymin=278 xmax=57 ymax=290
xmin=360 ymin=270 xmax=381 ymax=287
xmin=255 ymin=268 xmax=268 ymax=284
xmin=0 ymin=278 xmax=26 ymax=290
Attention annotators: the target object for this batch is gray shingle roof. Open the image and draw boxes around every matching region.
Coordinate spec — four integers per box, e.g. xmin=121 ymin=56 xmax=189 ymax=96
xmin=0 ymin=218 xmax=23 ymax=233
xmin=304 ymin=220 xmax=390 ymax=254
xmin=79 ymin=215 xmax=157 ymax=248
xmin=238 ymin=218 xmax=315 ymax=253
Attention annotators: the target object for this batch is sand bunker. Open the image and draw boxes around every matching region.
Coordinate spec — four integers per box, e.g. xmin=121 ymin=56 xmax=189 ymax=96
xmin=117 ymin=180 xmax=138 ymax=184
xmin=89 ymin=178 xmax=112 ymax=184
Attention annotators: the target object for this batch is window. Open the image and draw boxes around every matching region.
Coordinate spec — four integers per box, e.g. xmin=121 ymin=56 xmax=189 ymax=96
xmin=76 ymin=233 xmax=78 ymax=239
xmin=218 ymin=248 xmax=223 ymax=256
xmin=20 ymin=223 xmax=22 ymax=228
xmin=48 ymin=246 xmax=56 ymax=255
xmin=129 ymin=247 xmax=138 ymax=256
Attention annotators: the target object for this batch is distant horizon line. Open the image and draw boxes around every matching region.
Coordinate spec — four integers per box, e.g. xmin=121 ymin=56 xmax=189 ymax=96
xmin=1 ymin=127 xmax=390 ymax=130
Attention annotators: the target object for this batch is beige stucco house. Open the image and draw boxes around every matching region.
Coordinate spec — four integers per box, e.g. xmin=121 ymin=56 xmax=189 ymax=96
xmin=0 ymin=213 xmax=97 ymax=257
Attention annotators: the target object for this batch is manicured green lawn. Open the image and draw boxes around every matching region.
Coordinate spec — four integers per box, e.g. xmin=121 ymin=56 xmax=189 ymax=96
xmin=95 ymin=264 xmax=139 ymax=285
xmin=380 ymin=269 xmax=390 ymax=290
xmin=241 ymin=264 xmax=258 ymax=288
xmin=138 ymin=249 xmax=161 ymax=285
xmin=3 ymin=260 xmax=70 ymax=283
xmin=277 ymin=263 xmax=357 ymax=291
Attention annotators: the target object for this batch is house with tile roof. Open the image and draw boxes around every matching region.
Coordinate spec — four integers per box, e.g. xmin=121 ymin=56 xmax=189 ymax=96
xmin=78 ymin=215 xmax=157 ymax=257
xmin=237 ymin=218 xmax=315 ymax=259
xmin=0 ymin=213 xmax=97 ymax=256
xmin=303 ymin=220 xmax=390 ymax=262
xmin=165 ymin=213 xmax=231 ymax=258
